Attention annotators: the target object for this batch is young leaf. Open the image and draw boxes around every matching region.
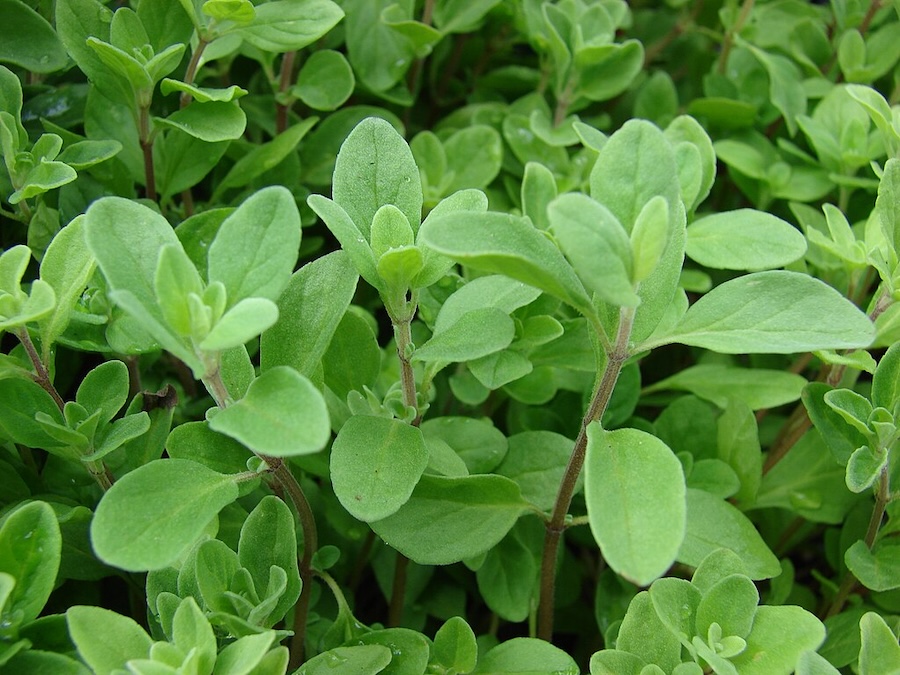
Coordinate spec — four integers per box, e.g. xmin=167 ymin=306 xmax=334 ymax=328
xmin=547 ymin=192 xmax=638 ymax=307
xmin=198 ymin=297 xmax=279 ymax=351
xmin=208 ymin=366 xmax=330 ymax=457
xmin=238 ymin=496 xmax=301 ymax=625
xmin=330 ymin=415 xmax=429 ymax=522
xmin=685 ymin=209 xmax=807 ymax=271
xmin=37 ymin=216 xmax=96 ymax=357
xmin=695 ymin=574 xmax=759 ymax=639
xmin=844 ymin=540 xmax=900 ymax=591
xmin=171 ymin=597 xmax=216 ymax=674
xmin=432 ymin=616 xmax=477 ymax=674
xmin=585 ymin=425 xmax=687 ymax=586
xmin=207 ymin=185 xmax=301 ymax=309
xmin=91 ymin=458 xmax=239 ymax=571
xmin=332 ymin=116 xmax=422 ymax=237
xmin=729 ymin=606 xmax=825 ymax=675
xmin=369 ymin=474 xmax=527 ymax=565
xmin=616 ymin=591 xmax=683 ymax=674
xmin=872 ymin=342 xmax=900 ymax=417
xmin=647 ymin=271 xmax=875 ymax=354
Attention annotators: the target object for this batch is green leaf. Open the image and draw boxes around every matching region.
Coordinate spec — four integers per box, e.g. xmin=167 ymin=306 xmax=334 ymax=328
xmin=209 ymin=366 xmax=329 ymax=457
xmin=85 ymin=197 xmax=193 ymax=364
xmin=0 ymin=377 xmax=67 ymax=450
xmin=754 ymin=430 xmax=858 ymax=524
xmin=845 ymin=446 xmax=887 ymax=494
xmin=260 ymin=250 xmax=358 ymax=380
xmin=496 ymin=431 xmax=579 ymax=511
xmin=643 ymin=364 xmax=807 ymax=410
xmin=238 ymin=496 xmax=301 ymax=625
xmin=0 ymin=501 xmax=61 ymax=624
xmin=295 ymin=645 xmax=392 ymax=675
xmin=648 ymin=271 xmax=874 ymax=354
xmin=0 ymin=0 xmax=68 ymax=72
xmin=155 ymin=101 xmax=246 ymax=142
xmin=695 ymin=574 xmax=758 ymax=639
xmin=370 ymin=474 xmax=527 ymax=565
xmin=353 ymin=628 xmax=430 ymax=674
xmin=76 ymin=360 xmax=129 ymax=427
xmin=208 ymin=185 xmax=301 ymax=308
xmin=234 ymin=0 xmax=344 ymax=52
xmin=845 ymin=539 xmax=900 ymax=592
xmin=678 ymin=489 xmax=781 ymax=579
xmin=730 ymin=606 xmax=825 ymax=675
xmin=471 ymin=638 xmax=578 ymax=675
xmin=685 ymin=209 xmax=807 ymax=271
xmin=432 ymin=616 xmax=477 ymax=673
xmin=433 ymin=0 xmax=503 ymax=33
xmin=795 ymin=651 xmax=842 ymax=675
xmin=616 ymin=591 xmax=682 ymax=674
xmin=859 ymin=611 xmax=900 ymax=675
xmin=160 ymin=79 xmax=247 ymax=102
xmin=648 ymin=577 xmax=702 ymax=647
xmin=547 ymin=192 xmax=637 ymax=307
xmin=67 ymin=606 xmax=152 ymax=674
xmin=91 ymin=458 xmax=239 ymax=571
xmin=215 ymin=118 xmax=318 ymax=195
xmin=330 ymin=415 xmax=429 ymax=522
xmin=199 ymin=297 xmax=279 ymax=351
xmin=420 ymin=416 xmax=508 ymax=474
xmin=172 ymin=597 xmax=216 ymax=675
xmin=37 ymin=217 xmax=95 ymax=354
xmin=716 ymin=398 xmax=762 ymax=504
xmin=212 ymin=631 xmax=275 ymax=674
xmin=419 ymin=211 xmax=594 ymax=318
xmin=332 ymin=116 xmax=423 ymax=237
xmin=521 ymin=161 xmax=558 ymax=232
xmin=585 ymin=425 xmax=686 ymax=586
xmin=413 ymin=307 xmax=515 ymax=364
xmin=294 ymin=49 xmax=355 ymax=111
xmin=872 ymin=342 xmax=900 ymax=416
xmin=9 ymin=160 xmax=77 ymax=204
xmin=444 ymin=125 xmax=503 ymax=193
xmin=307 ymin=195 xmax=380 ymax=289
xmin=476 ymin=529 xmax=537 ymax=622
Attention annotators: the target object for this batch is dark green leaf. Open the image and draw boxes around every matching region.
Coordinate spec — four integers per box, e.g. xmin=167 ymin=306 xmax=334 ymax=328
xmin=0 ymin=501 xmax=60 ymax=624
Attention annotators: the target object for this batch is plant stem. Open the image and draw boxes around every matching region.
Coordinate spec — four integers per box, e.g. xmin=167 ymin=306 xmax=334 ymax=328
xmin=537 ymin=306 xmax=635 ymax=641
xmin=138 ymin=104 xmax=157 ymax=202
xmin=180 ymin=38 xmax=209 ymax=109
xmin=824 ymin=466 xmax=890 ymax=618
xmin=387 ymin=552 xmax=410 ymax=627
xmin=203 ymin=368 xmax=317 ymax=666
xmin=15 ymin=327 xmax=65 ymax=412
xmin=716 ymin=0 xmax=755 ymax=74
xmin=276 ymin=51 xmax=297 ymax=134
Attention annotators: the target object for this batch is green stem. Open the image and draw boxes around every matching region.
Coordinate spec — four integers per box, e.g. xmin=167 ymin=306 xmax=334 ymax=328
xmin=138 ymin=104 xmax=157 ymax=202
xmin=716 ymin=0 xmax=755 ymax=74
xmin=537 ymin=305 xmax=635 ymax=641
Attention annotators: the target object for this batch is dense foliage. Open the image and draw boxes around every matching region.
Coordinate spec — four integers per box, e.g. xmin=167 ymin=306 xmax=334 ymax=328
xmin=1 ymin=0 xmax=900 ymax=673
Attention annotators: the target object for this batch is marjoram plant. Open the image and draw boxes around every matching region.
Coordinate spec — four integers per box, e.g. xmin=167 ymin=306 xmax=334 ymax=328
xmin=1 ymin=0 xmax=900 ymax=673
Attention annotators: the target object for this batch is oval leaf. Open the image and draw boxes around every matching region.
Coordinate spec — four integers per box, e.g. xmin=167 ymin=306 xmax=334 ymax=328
xmin=331 ymin=415 xmax=429 ymax=522
xmin=585 ymin=425 xmax=687 ymax=586
xmin=91 ymin=458 xmax=239 ymax=571
xmin=209 ymin=366 xmax=329 ymax=457
xmin=370 ymin=474 xmax=527 ymax=565
xmin=686 ymin=209 xmax=807 ymax=271
xmin=652 ymin=271 xmax=874 ymax=354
